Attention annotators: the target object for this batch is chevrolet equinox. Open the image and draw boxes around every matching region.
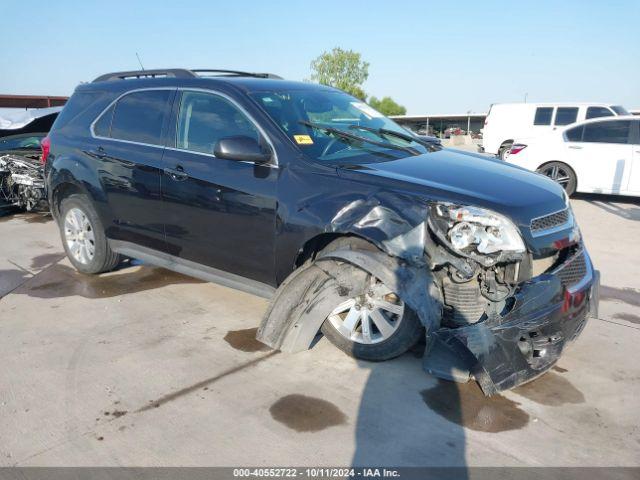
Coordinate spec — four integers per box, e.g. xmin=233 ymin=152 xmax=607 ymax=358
xmin=44 ymin=69 xmax=599 ymax=394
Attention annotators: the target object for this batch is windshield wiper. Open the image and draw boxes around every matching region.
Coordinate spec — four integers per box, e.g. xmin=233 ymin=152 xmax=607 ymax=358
xmin=349 ymin=125 xmax=440 ymax=151
xmin=298 ymin=121 xmax=420 ymax=155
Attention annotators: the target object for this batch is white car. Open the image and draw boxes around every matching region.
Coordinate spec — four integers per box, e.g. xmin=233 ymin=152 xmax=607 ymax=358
xmin=505 ymin=116 xmax=640 ymax=197
xmin=482 ymin=102 xmax=630 ymax=159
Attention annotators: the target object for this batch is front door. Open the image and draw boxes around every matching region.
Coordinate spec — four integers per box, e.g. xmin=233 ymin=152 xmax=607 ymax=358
xmin=160 ymin=90 xmax=278 ymax=285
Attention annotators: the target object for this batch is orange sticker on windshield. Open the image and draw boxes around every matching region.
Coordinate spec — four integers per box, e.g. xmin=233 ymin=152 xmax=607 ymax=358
xmin=294 ymin=135 xmax=314 ymax=145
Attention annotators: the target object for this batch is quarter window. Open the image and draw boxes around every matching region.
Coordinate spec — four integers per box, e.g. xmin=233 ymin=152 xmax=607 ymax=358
xmin=534 ymin=107 xmax=553 ymax=126
xmin=586 ymin=107 xmax=614 ymax=120
xmin=554 ymin=107 xmax=579 ymax=126
xmin=93 ymin=104 xmax=114 ymax=137
xmin=583 ymin=120 xmax=631 ymax=144
xmin=109 ymin=90 xmax=172 ymax=145
xmin=176 ymin=91 xmax=259 ymax=155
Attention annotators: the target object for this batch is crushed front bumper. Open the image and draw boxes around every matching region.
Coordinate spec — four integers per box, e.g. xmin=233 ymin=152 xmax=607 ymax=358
xmin=424 ymin=248 xmax=599 ymax=395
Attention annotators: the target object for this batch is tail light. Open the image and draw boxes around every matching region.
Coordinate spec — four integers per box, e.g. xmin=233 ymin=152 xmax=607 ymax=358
xmin=509 ymin=143 xmax=527 ymax=155
xmin=40 ymin=136 xmax=51 ymax=165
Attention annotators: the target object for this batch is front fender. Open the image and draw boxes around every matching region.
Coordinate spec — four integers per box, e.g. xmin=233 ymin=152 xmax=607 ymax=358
xmin=257 ymin=248 xmax=442 ymax=353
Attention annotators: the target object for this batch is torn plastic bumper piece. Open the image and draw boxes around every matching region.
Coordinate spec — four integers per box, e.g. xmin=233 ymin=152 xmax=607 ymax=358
xmin=424 ymin=252 xmax=600 ymax=395
xmin=257 ymin=248 xmax=441 ymax=353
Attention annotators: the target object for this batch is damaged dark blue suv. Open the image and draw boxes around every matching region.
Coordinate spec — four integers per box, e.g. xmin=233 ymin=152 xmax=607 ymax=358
xmin=44 ymin=68 xmax=599 ymax=395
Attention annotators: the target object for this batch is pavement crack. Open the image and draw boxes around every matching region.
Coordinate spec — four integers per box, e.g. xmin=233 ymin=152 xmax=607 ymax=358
xmin=7 ymin=260 xmax=34 ymax=276
xmin=594 ymin=316 xmax=640 ymax=331
xmin=1 ymin=255 xmax=65 ymax=300
xmin=136 ymin=351 xmax=279 ymax=412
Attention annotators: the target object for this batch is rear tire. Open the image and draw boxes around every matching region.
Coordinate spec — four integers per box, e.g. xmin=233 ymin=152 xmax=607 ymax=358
xmin=318 ymin=237 xmax=423 ymax=361
xmin=59 ymin=194 xmax=121 ymax=274
xmin=537 ymin=162 xmax=577 ymax=196
xmin=499 ymin=141 xmax=513 ymax=160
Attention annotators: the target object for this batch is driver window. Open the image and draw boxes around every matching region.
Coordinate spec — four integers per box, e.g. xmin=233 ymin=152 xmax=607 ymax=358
xmin=176 ymin=91 xmax=260 ymax=155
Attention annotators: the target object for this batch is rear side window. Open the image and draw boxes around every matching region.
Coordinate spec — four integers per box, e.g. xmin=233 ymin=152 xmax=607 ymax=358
xmin=176 ymin=91 xmax=260 ymax=155
xmin=109 ymin=90 xmax=172 ymax=145
xmin=554 ymin=107 xmax=579 ymax=126
xmin=586 ymin=107 xmax=614 ymax=120
xmin=93 ymin=104 xmax=114 ymax=137
xmin=565 ymin=126 xmax=584 ymax=142
xmin=583 ymin=120 xmax=631 ymax=144
xmin=534 ymin=107 xmax=553 ymax=125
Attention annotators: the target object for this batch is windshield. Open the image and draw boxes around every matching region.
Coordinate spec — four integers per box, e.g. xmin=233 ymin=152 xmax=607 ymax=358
xmin=611 ymin=105 xmax=629 ymax=115
xmin=250 ymin=89 xmax=433 ymax=162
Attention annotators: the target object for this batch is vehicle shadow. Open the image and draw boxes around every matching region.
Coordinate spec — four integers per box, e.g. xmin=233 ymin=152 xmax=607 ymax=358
xmin=574 ymin=192 xmax=640 ymax=221
xmin=350 ymin=348 xmax=469 ymax=473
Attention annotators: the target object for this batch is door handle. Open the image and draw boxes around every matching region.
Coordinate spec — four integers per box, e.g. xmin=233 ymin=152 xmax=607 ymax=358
xmin=163 ymin=166 xmax=188 ymax=181
xmin=91 ymin=146 xmax=107 ymax=159
xmin=568 ymin=145 xmax=582 ymax=149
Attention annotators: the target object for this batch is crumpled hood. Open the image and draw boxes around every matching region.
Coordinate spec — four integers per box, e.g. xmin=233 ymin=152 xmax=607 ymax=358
xmin=336 ymin=148 xmax=567 ymax=228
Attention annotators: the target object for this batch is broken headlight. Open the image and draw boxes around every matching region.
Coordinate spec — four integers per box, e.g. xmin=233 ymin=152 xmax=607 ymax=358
xmin=428 ymin=203 xmax=525 ymax=257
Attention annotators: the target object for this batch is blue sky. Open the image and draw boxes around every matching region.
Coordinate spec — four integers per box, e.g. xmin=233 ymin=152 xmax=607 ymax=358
xmin=2 ymin=0 xmax=638 ymax=114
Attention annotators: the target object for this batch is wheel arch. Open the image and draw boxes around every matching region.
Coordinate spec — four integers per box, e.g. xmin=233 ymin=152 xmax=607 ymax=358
xmin=292 ymin=232 xmax=376 ymax=270
xmin=50 ymin=181 xmax=90 ymax=220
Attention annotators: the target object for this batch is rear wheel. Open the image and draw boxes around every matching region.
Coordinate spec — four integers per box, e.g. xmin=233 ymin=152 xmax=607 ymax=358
xmin=537 ymin=162 xmax=577 ymax=196
xmin=499 ymin=141 xmax=513 ymax=160
xmin=318 ymin=238 xmax=423 ymax=361
xmin=59 ymin=194 xmax=121 ymax=274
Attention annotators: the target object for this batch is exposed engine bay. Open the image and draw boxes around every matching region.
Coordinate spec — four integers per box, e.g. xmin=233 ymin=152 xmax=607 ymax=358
xmin=0 ymin=154 xmax=47 ymax=211
xmin=258 ymin=192 xmax=598 ymax=396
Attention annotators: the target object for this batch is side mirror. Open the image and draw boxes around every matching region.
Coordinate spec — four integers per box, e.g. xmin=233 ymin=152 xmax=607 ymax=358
xmin=214 ymin=136 xmax=272 ymax=163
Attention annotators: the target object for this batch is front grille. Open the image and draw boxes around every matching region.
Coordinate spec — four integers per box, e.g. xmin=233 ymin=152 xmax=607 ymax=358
xmin=555 ymin=251 xmax=587 ymax=289
xmin=530 ymin=209 xmax=570 ymax=233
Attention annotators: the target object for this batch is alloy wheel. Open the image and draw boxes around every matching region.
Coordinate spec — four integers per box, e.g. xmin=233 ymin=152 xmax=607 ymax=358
xmin=539 ymin=164 xmax=572 ymax=189
xmin=327 ymin=276 xmax=405 ymax=344
xmin=64 ymin=207 xmax=96 ymax=264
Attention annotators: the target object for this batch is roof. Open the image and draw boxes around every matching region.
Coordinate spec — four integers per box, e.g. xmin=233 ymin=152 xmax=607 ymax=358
xmin=86 ymin=71 xmax=338 ymax=96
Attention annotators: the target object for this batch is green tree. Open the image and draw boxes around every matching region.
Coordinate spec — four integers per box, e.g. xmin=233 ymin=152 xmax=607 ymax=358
xmin=309 ymin=47 xmax=369 ymax=100
xmin=368 ymin=96 xmax=407 ymax=116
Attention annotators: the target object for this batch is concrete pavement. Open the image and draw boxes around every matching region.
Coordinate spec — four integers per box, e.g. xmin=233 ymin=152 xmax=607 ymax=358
xmin=0 ymin=197 xmax=639 ymax=467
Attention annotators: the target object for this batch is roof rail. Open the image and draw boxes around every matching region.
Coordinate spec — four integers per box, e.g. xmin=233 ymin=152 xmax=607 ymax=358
xmin=92 ymin=69 xmax=198 ymax=83
xmin=191 ymin=69 xmax=283 ymax=79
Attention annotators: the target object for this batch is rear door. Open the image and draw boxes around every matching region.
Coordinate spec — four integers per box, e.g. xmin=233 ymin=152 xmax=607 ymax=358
xmin=564 ymin=120 xmax=633 ymax=193
xmin=91 ymin=88 xmax=176 ymax=251
xmin=159 ymin=89 xmax=278 ymax=285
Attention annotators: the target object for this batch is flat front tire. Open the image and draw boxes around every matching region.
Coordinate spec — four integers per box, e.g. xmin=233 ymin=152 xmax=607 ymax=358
xmin=59 ymin=194 xmax=121 ymax=274
xmin=318 ymin=238 xmax=423 ymax=361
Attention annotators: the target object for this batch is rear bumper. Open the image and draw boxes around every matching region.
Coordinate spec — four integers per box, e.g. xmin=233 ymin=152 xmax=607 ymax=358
xmin=425 ymin=249 xmax=599 ymax=395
